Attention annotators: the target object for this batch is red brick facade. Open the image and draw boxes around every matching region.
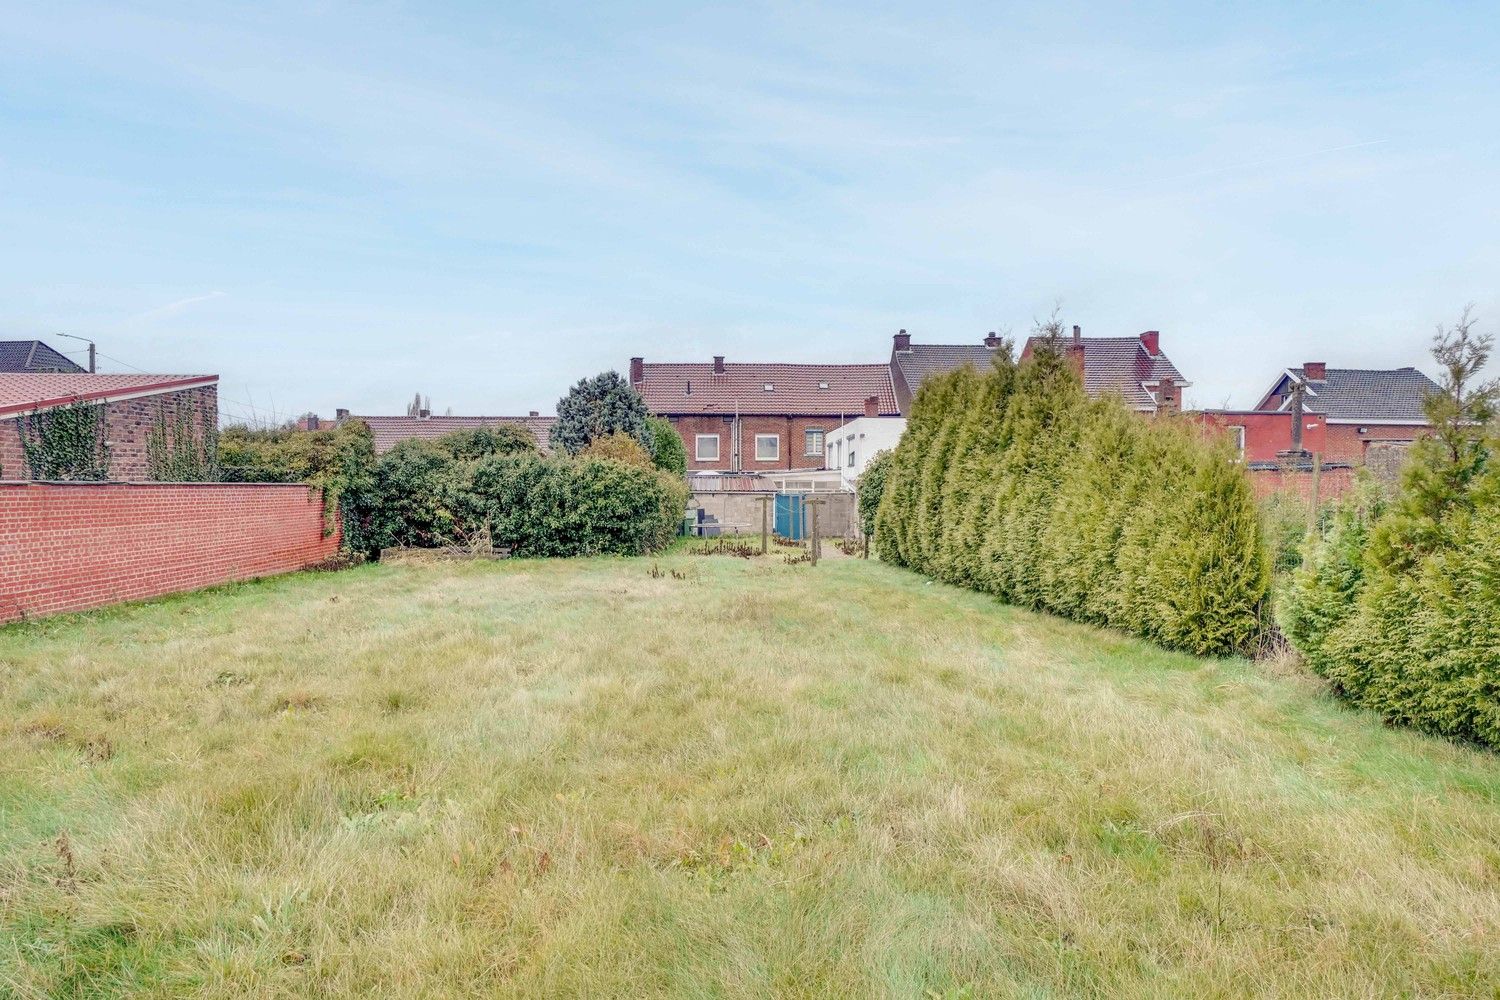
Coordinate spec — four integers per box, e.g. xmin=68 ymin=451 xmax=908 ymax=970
xmin=1320 ymin=423 xmax=1427 ymax=464
xmin=0 ymin=482 xmax=339 ymax=623
xmin=0 ymin=383 xmax=219 ymax=481
xmin=667 ymin=414 xmax=839 ymax=472
xmin=1245 ymin=465 xmax=1356 ymax=502
xmin=1192 ymin=410 xmax=1427 ymax=466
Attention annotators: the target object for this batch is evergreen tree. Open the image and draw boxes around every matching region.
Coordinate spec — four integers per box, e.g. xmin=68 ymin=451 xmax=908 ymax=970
xmin=551 ymin=371 xmax=652 ymax=456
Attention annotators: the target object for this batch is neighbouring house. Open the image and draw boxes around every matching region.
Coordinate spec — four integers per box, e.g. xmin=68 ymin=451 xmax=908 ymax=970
xmin=0 ymin=372 xmax=219 ymax=480
xmin=888 ymin=329 xmax=1007 ymax=412
xmin=0 ymin=339 xmax=87 ymax=373
xmin=1019 ymin=326 xmax=1191 ymax=414
xmin=1246 ymin=362 xmax=1438 ymax=464
xmin=825 ymin=413 xmax=907 ymax=490
xmin=334 ymin=408 xmax=556 ymax=454
xmin=630 ymin=355 xmax=899 ymax=472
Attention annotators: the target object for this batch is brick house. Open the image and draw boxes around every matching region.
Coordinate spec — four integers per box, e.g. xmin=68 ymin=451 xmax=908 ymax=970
xmin=1245 ymin=363 xmax=1438 ymax=463
xmin=0 ymin=339 xmax=87 ymax=373
xmin=0 ymin=373 xmax=219 ymax=480
xmin=334 ymin=409 xmax=556 ymax=454
xmin=630 ymin=355 xmax=898 ymax=472
xmin=888 ymin=329 xmax=1008 ymax=412
xmin=1018 ymin=327 xmax=1191 ymax=413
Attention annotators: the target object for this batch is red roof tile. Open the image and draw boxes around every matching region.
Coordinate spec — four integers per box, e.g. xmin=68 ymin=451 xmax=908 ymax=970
xmin=636 ymin=362 xmax=898 ymax=416
xmin=0 ymin=373 xmax=218 ymax=417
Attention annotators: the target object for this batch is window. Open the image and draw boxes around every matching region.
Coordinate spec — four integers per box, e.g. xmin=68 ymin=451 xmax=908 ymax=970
xmin=804 ymin=428 xmax=824 ymax=456
xmin=755 ymin=434 xmax=780 ymax=461
xmin=695 ymin=434 xmax=720 ymax=462
xmin=848 ymin=446 xmax=856 ymax=468
xmin=1228 ymin=425 xmax=1246 ymax=459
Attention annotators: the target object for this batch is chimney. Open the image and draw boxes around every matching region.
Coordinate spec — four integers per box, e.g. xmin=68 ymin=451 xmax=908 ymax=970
xmin=302 ymin=415 xmax=320 ymax=431
xmin=418 ymin=407 xmax=431 ymax=420
xmin=335 ymin=408 xmax=349 ymax=421
xmin=529 ymin=410 xmax=539 ymax=417
xmin=864 ymin=395 xmax=879 ymax=417
xmin=893 ymin=328 xmax=911 ymax=353
xmin=1156 ymin=380 xmax=1179 ymax=415
xmin=629 ymin=356 xmax=644 ymax=385
xmin=1303 ymin=361 xmax=1326 ymax=381
xmin=983 ymin=331 xmax=1001 ymax=348
xmin=1072 ymin=324 xmax=1082 ymax=343
xmin=1139 ymin=330 xmax=1160 ymax=355
xmin=713 ymin=355 xmax=725 ymax=374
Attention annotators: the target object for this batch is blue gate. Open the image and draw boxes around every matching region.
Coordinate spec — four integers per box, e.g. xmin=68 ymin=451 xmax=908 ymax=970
xmin=774 ymin=492 xmax=807 ymax=540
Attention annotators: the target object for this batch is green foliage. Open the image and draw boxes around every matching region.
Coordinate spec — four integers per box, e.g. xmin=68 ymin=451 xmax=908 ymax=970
xmin=1280 ymin=313 xmax=1500 ymax=745
xmin=432 ymin=424 xmax=537 ymax=461
xmin=354 ymin=440 xmax=487 ymax=552
xmin=146 ymin=401 xmax=220 ymax=482
xmin=582 ymin=430 xmax=655 ymax=469
xmin=551 ymin=370 xmax=651 ymax=456
xmin=856 ymin=449 xmax=894 ymax=537
xmin=874 ymin=328 xmax=1270 ymax=656
xmin=645 ymin=416 xmax=688 ymax=475
xmin=20 ymin=402 xmax=111 ymax=480
xmin=219 ymin=420 xmax=378 ymax=540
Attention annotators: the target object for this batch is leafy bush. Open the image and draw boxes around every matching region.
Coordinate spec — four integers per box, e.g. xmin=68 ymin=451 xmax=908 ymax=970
xmin=856 ymin=449 xmax=893 ymax=537
xmin=582 ymin=430 xmax=655 ymax=469
xmin=1280 ymin=311 xmax=1500 ymax=745
xmin=353 ymin=440 xmax=487 ymax=552
xmin=219 ymin=420 xmax=378 ymax=541
xmin=433 ymin=424 xmax=537 ymax=461
xmin=551 ymin=371 xmax=651 ymax=456
xmin=646 ymin=416 xmax=688 ymax=475
xmin=875 ymin=331 xmax=1269 ymax=656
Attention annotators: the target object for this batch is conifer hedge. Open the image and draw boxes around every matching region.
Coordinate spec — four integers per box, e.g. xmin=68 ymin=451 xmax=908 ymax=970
xmin=874 ymin=339 xmax=1270 ymax=656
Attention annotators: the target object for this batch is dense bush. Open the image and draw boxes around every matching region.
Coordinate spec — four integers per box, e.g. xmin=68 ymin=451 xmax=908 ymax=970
xmin=646 ymin=415 xmax=688 ymax=475
xmin=433 ymin=424 xmax=537 ymax=461
xmin=551 ymin=370 xmax=652 ymax=456
xmin=582 ymin=430 xmax=655 ymax=469
xmin=220 ymin=420 xmax=377 ymax=540
xmin=856 ymin=449 xmax=893 ymax=537
xmin=875 ymin=334 xmax=1269 ymax=656
xmin=1280 ymin=311 xmax=1500 ymax=745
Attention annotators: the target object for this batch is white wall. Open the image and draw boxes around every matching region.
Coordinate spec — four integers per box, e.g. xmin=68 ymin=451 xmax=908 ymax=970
xmin=824 ymin=416 xmax=906 ymax=491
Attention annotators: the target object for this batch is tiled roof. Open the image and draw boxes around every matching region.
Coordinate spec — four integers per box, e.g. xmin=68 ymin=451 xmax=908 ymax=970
xmin=1022 ymin=336 xmax=1188 ymax=411
xmin=0 ymin=373 xmax=218 ymax=417
xmin=893 ymin=344 xmax=1002 ymax=389
xmin=636 ymin=362 xmax=898 ymax=416
xmin=0 ymin=340 xmax=86 ymax=373
xmin=1265 ymin=367 xmax=1439 ymax=423
xmin=352 ymin=414 xmax=557 ymax=454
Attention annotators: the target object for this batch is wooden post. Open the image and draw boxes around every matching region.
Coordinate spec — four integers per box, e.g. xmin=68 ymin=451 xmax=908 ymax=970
xmin=863 ymin=532 xmax=869 ymax=559
xmin=809 ymin=499 xmax=820 ymax=565
xmin=1307 ymin=452 xmax=1323 ymax=534
xmin=757 ymin=496 xmax=770 ymax=554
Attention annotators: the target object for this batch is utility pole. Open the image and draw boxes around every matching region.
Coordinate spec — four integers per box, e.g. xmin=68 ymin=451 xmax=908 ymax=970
xmin=56 ymin=333 xmax=96 ymax=372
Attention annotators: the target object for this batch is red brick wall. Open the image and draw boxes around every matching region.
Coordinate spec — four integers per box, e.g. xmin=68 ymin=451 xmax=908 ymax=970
xmin=668 ymin=414 xmax=838 ymax=471
xmin=0 ymin=384 xmax=218 ymax=481
xmin=0 ymin=482 xmax=339 ymax=624
xmin=1246 ymin=465 xmax=1356 ymax=502
xmin=1323 ymin=423 xmax=1426 ymax=463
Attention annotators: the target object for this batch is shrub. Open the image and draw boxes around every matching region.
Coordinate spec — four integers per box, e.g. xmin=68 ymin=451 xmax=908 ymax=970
xmin=1279 ymin=311 xmax=1500 ymax=745
xmin=874 ymin=330 xmax=1269 ymax=656
xmin=473 ymin=456 xmax=689 ymax=557
xmin=434 ymin=424 xmax=537 ymax=461
xmin=551 ymin=371 xmax=651 ymax=456
xmin=353 ymin=440 xmax=487 ymax=553
xmin=856 ymin=449 xmax=893 ymax=537
xmin=646 ymin=416 xmax=688 ymax=475
xmin=582 ymin=430 xmax=655 ymax=469
xmin=220 ymin=420 xmax=378 ymax=542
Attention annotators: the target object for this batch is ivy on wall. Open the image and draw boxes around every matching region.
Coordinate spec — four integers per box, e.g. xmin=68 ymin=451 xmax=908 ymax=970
xmin=20 ymin=401 xmax=111 ymax=481
xmin=147 ymin=401 xmax=221 ymax=482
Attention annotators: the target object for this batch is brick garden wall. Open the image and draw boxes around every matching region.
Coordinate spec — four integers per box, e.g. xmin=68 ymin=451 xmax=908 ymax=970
xmin=0 ymin=481 xmax=339 ymax=624
xmin=1245 ymin=465 xmax=1356 ymax=503
xmin=0 ymin=384 xmax=218 ymax=481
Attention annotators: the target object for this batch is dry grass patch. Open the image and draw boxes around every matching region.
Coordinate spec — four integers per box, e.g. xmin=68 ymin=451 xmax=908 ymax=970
xmin=0 ymin=554 xmax=1498 ymax=997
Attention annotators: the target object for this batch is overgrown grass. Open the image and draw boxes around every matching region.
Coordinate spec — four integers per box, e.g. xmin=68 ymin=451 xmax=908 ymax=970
xmin=2 ymin=555 xmax=1498 ymax=997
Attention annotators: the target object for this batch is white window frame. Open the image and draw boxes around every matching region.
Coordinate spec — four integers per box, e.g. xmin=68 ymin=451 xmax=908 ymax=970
xmin=754 ymin=434 xmax=780 ymax=462
xmin=695 ymin=434 xmax=720 ymax=462
xmin=804 ymin=428 xmax=824 ymax=456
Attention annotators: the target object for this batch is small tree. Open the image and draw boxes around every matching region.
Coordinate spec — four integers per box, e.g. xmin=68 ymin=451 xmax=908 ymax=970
xmin=646 ymin=416 xmax=688 ymax=475
xmin=550 ymin=371 xmax=651 ymax=456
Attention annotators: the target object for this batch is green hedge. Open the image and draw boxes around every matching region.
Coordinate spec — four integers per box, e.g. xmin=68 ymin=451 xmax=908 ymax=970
xmin=874 ymin=341 xmax=1269 ymax=656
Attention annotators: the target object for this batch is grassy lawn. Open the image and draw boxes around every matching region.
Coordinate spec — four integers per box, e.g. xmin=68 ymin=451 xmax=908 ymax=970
xmin=2 ymin=552 xmax=1499 ymax=998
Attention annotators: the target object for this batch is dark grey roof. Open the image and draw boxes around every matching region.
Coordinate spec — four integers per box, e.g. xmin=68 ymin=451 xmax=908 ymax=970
xmin=1268 ymin=367 xmax=1439 ymax=422
xmin=1020 ymin=335 xmax=1188 ymax=411
xmin=893 ymin=344 xmax=1001 ymax=389
xmin=0 ymin=340 xmax=86 ymax=373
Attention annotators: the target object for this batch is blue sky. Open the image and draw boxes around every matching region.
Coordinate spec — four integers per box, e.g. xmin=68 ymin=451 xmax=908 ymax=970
xmin=1 ymin=2 xmax=1496 ymax=423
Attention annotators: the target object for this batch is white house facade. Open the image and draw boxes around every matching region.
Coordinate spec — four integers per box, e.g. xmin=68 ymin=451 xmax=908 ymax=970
xmin=825 ymin=416 xmax=907 ymax=490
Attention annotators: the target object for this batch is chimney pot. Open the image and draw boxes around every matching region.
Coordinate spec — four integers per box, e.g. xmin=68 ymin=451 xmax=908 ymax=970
xmin=629 ymin=356 xmax=644 ymax=385
xmin=1303 ymin=361 xmax=1327 ymax=381
xmin=1072 ymin=324 xmax=1081 ymax=342
xmin=529 ymin=410 xmax=539 ymax=417
xmin=713 ymin=355 xmax=725 ymax=374
xmin=335 ymin=408 xmax=349 ymax=421
xmin=418 ymin=408 xmax=431 ymax=419
xmin=864 ymin=395 xmax=879 ymax=417
xmin=893 ymin=329 xmax=911 ymax=352
xmin=984 ymin=331 xmax=1000 ymax=348
xmin=1139 ymin=330 xmax=1160 ymax=355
